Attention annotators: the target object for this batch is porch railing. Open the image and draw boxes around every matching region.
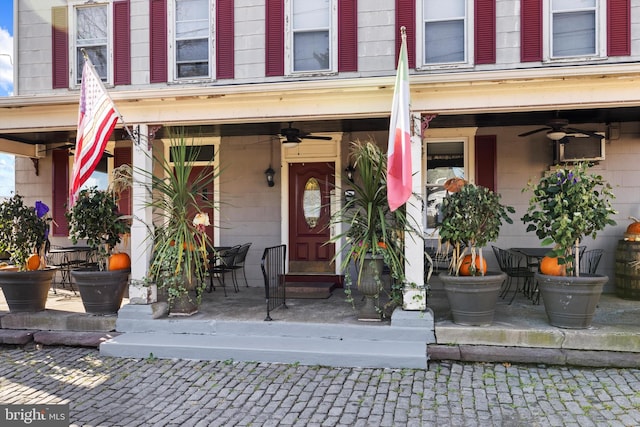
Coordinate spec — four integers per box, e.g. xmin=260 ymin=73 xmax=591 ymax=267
xmin=261 ymin=244 xmax=288 ymax=321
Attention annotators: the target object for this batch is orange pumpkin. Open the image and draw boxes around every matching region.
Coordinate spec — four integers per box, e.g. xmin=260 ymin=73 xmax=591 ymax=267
xmin=626 ymin=218 xmax=640 ymax=234
xmin=109 ymin=253 xmax=131 ymax=271
xmin=26 ymin=254 xmax=40 ymax=271
xmin=459 ymin=254 xmax=487 ymax=276
xmin=539 ymin=256 xmax=566 ymax=276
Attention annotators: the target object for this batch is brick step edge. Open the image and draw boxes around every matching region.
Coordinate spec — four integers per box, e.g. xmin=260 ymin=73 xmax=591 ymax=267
xmin=0 ymin=329 xmax=120 ymax=348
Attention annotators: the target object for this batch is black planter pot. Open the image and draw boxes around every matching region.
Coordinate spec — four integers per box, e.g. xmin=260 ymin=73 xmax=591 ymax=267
xmin=0 ymin=268 xmax=56 ymax=312
xmin=440 ymin=271 xmax=507 ymax=326
xmin=535 ymin=272 xmax=607 ymax=329
xmin=70 ymin=268 xmax=130 ymax=315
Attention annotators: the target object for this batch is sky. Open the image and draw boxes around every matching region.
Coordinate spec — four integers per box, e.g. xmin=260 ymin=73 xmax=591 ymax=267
xmin=0 ymin=0 xmax=17 ymax=197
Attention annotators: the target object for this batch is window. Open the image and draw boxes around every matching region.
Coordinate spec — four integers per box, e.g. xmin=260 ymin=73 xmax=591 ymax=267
xmin=74 ymin=4 xmax=110 ymax=83
xmin=418 ymin=0 xmax=471 ymax=67
xmin=425 ymin=141 xmax=466 ymax=230
xmin=550 ymin=0 xmax=598 ymax=58
xmin=423 ymin=129 xmax=476 ymax=233
xmin=81 ymin=157 xmax=109 ymax=191
xmin=174 ymin=0 xmax=211 ymax=79
xmin=288 ymin=0 xmax=336 ymax=74
xmin=544 ymin=0 xmax=605 ymax=61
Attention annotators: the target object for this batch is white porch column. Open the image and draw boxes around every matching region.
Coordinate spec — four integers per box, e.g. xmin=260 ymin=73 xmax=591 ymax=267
xmin=128 ymin=124 xmax=155 ymax=304
xmin=403 ymin=113 xmax=425 ymax=296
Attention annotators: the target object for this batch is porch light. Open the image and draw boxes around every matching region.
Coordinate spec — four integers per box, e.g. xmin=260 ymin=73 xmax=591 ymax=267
xmin=546 ymin=130 xmax=566 ymax=141
xmin=265 ymin=166 xmax=275 ymax=187
xmin=345 ymin=164 xmax=356 ymax=182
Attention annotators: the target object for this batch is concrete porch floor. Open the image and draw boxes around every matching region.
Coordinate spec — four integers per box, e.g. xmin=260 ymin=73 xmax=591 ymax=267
xmin=1 ymin=274 xmax=639 ymax=367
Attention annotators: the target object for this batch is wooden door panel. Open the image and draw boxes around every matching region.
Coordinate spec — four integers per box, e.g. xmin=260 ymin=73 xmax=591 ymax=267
xmin=288 ymin=162 xmax=335 ymax=272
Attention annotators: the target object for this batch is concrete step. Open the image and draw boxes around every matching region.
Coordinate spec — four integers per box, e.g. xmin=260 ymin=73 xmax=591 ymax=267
xmin=100 ymin=332 xmax=428 ymax=368
xmin=104 ymin=305 xmax=434 ymax=368
xmin=284 ymin=282 xmax=333 ymax=299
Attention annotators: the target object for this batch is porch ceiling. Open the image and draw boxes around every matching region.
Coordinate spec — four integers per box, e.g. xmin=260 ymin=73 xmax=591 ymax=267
xmin=2 ymin=106 xmax=640 ymax=147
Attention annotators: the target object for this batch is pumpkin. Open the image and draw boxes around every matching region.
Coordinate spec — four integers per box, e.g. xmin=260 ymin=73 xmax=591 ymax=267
xmin=539 ymin=256 xmax=566 ymax=276
xmin=108 ymin=253 xmax=131 ymax=271
xmin=626 ymin=217 xmax=640 ymax=234
xmin=26 ymin=253 xmax=40 ymax=271
xmin=459 ymin=254 xmax=487 ymax=276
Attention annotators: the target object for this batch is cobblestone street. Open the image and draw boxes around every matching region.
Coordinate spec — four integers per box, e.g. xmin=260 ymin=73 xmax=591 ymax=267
xmin=0 ymin=347 xmax=639 ymax=426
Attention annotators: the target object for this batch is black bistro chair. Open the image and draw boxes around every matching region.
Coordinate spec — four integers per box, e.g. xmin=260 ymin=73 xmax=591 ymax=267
xmin=231 ymin=242 xmax=252 ymax=288
xmin=492 ymin=246 xmax=535 ymax=304
xmin=207 ymin=245 xmax=241 ymax=296
xmin=580 ymin=249 xmax=604 ymax=275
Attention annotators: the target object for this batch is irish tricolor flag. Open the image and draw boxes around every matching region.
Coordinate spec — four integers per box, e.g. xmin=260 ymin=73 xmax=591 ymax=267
xmin=386 ymin=27 xmax=411 ymax=212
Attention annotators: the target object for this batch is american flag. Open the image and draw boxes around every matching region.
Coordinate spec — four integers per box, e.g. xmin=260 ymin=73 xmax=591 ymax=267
xmin=70 ymin=58 xmax=120 ymax=205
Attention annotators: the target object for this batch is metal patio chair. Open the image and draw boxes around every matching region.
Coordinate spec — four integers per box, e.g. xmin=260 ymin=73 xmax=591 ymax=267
xmin=207 ymin=245 xmax=241 ymax=296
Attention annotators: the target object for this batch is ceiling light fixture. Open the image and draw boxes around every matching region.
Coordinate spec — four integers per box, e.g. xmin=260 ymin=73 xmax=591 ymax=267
xmin=546 ymin=131 xmax=566 ymax=141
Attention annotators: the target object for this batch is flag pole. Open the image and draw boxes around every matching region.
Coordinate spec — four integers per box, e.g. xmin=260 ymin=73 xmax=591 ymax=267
xmin=79 ymin=49 xmax=140 ymax=148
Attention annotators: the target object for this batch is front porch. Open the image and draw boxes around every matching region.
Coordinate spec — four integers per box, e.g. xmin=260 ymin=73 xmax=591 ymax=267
xmin=1 ymin=276 xmax=639 ymax=368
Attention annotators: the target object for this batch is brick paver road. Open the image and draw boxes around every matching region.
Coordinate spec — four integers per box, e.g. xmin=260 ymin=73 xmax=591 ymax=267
xmin=0 ymin=346 xmax=639 ymax=426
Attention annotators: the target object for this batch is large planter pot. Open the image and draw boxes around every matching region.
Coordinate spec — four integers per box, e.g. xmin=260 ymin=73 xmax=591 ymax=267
xmin=535 ymin=272 xmax=607 ymax=329
xmin=440 ymin=271 xmax=507 ymax=326
xmin=0 ymin=268 xmax=56 ymax=312
xmin=167 ymin=273 xmax=202 ymax=317
xmin=71 ymin=268 xmax=130 ymax=315
xmin=357 ymin=255 xmax=385 ymax=321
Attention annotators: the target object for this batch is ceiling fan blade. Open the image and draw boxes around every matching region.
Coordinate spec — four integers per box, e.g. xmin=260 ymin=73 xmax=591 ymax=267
xmin=518 ymin=127 xmax=550 ymax=137
xmin=564 ymin=128 xmax=604 ymax=139
xmin=302 ymin=135 xmax=332 ymax=141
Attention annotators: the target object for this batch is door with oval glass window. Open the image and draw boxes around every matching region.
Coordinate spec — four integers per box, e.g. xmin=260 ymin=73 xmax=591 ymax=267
xmin=288 ymin=162 xmax=335 ymax=273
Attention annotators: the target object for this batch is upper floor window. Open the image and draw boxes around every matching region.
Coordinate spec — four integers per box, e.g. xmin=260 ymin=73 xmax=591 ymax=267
xmin=74 ymin=3 xmax=110 ymax=84
xmin=547 ymin=0 xmax=604 ymax=60
xmin=417 ymin=0 xmax=472 ymax=68
xmin=288 ymin=0 xmax=336 ymax=74
xmin=173 ymin=0 xmax=212 ymax=79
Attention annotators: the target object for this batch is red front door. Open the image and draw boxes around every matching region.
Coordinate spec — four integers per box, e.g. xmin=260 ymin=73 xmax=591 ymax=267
xmin=288 ymin=162 xmax=335 ymax=273
xmin=186 ymin=166 xmax=215 ymax=244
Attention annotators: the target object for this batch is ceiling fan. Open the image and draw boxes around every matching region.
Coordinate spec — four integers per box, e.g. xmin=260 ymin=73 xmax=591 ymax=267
xmin=279 ymin=122 xmax=332 ymax=147
xmin=518 ymin=118 xmax=604 ymax=143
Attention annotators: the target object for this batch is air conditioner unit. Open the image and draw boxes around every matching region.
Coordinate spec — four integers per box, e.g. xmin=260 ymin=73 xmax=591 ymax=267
xmin=557 ymin=132 xmax=605 ymax=163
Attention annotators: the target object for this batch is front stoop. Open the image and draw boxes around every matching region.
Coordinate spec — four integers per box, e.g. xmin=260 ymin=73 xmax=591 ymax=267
xmin=100 ymin=305 xmax=436 ymax=369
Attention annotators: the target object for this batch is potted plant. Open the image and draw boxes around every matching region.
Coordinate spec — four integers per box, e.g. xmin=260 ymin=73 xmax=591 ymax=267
xmin=0 ymin=195 xmax=55 ymax=312
xmin=142 ymin=130 xmax=216 ymax=316
xmin=330 ymin=140 xmax=414 ymax=321
xmin=66 ymin=186 xmax=131 ymax=314
xmin=522 ymin=162 xmax=616 ymax=328
xmin=437 ymin=181 xmax=514 ymax=326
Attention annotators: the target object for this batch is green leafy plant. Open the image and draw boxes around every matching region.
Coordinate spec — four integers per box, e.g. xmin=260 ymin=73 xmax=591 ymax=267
xmin=521 ymin=162 xmax=616 ymax=275
xmin=438 ymin=183 xmax=514 ymax=276
xmin=0 ymin=195 xmax=50 ymax=270
xmin=141 ymin=129 xmax=217 ymax=304
xmin=66 ymin=187 xmax=130 ymax=270
xmin=329 ymin=139 xmax=416 ymax=309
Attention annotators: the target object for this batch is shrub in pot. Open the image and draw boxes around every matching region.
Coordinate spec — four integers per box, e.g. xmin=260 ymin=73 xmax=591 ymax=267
xmin=329 ymin=140 xmax=417 ymax=320
xmin=522 ymin=162 xmax=616 ymax=328
xmin=141 ymin=130 xmax=216 ymax=316
xmin=66 ymin=187 xmax=131 ymax=314
xmin=0 ymin=195 xmax=55 ymax=312
xmin=437 ymin=182 xmax=514 ymax=325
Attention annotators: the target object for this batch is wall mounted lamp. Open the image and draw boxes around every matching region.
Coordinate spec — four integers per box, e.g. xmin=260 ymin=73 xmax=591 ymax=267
xmin=345 ymin=164 xmax=356 ymax=182
xmin=265 ymin=166 xmax=275 ymax=187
